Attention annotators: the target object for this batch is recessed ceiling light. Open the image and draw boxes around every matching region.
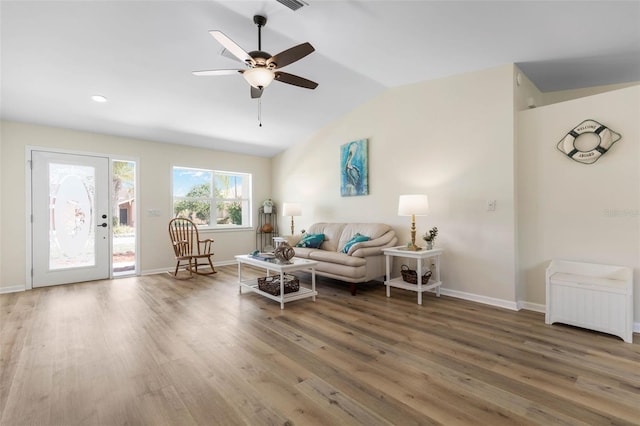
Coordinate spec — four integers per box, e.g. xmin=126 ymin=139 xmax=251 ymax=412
xmin=91 ymin=95 xmax=108 ymax=103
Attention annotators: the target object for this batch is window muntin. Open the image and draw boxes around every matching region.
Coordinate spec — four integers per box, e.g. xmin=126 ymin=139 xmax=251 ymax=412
xmin=172 ymin=167 xmax=251 ymax=228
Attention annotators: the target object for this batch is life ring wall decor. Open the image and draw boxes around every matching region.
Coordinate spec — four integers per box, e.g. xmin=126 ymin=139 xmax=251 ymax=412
xmin=557 ymin=119 xmax=621 ymax=164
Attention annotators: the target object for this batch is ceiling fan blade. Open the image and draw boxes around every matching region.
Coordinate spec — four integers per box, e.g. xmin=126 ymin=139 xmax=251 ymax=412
xmin=209 ymin=30 xmax=254 ymax=65
xmin=192 ymin=69 xmax=243 ymax=76
xmin=268 ymin=42 xmax=315 ymax=69
xmin=251 ymin=86 xmax=263 ymax=99
xmin=274 ymin=71 xmax=318 ymax=89
xmin=220 ymin=48 xmax=243 ymax=63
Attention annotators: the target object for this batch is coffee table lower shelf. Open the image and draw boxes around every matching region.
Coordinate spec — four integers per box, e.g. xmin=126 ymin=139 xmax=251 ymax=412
xmin=240 ymin=280 xmax=318 ymax=305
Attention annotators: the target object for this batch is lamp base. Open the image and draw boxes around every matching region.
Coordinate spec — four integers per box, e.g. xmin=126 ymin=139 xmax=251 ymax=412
xmin=407 ymin=216 xmax=421 ymax=251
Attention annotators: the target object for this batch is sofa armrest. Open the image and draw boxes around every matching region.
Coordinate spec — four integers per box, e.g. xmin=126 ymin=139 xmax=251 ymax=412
xmin=348 ymin=231 xmax=398 ymax=257
xmin=283 ymin=234 xmax=303 ymax=247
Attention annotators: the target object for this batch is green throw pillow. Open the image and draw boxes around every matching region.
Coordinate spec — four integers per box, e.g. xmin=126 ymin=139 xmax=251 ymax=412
xmin=342 ymin=233 xmax=370 ymax=253
xmin=295 ymin=233 xmax=325 ymax=249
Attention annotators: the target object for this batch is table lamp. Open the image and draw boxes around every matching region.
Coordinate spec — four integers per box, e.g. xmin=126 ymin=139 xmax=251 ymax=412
xmin=398 ymin=194 xmax=429 ymax=251
xmin=282 ymin=203 xmax=302 ymax=235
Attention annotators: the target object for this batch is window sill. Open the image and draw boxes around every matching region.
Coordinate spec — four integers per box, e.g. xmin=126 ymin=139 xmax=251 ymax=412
xmin=199 ymin=226 xmax=253 ymax=234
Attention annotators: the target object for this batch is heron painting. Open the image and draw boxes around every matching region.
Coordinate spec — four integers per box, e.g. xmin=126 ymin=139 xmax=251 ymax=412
xmin=340 ymin=139 xmax=368 ymax=196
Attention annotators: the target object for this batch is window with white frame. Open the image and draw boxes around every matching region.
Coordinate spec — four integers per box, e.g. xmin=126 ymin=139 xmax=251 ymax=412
xmin=172 ymin=166 xmax=251 ymax=228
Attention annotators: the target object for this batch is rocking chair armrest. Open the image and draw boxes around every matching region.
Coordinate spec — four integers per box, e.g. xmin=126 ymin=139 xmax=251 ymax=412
xmin=198 ymin=239 xmax=214 ymax=253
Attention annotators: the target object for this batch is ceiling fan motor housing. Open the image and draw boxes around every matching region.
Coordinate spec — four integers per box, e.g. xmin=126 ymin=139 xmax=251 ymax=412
xmin=253 ymin=15 xmax=267 ymax=27
xmin=248 ymin=50 xmax=276 ymax=68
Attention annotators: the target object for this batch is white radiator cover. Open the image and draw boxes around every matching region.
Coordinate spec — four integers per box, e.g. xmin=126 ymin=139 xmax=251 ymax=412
xmin=545 ymin=260 xmax=634 ymax=343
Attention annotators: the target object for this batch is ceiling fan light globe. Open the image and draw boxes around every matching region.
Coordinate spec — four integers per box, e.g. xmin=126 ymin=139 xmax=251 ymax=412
xmin=243 ymin=67 xmax=275 ymax=89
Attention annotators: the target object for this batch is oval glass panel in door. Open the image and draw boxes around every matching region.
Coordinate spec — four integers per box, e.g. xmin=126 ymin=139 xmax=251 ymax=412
xmin=50 ymin=164 xmax=95 ymax=269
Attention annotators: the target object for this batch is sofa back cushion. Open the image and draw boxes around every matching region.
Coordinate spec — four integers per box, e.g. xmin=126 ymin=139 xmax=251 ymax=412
xmin=306 ymin=223 xmax=346 ymax=252
xmin=342 ymin=233 xmax=371 ymax=253
xmin=338 ymin=223 xmax=392 ymax=252
xmin=295 ymin=233 xmax=325 ymax=248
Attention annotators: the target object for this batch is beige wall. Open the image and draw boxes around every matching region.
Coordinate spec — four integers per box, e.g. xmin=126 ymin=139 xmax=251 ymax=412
xmin=514 ymin=67 xmax=544 ymax=111
xmin=0 ymin=121 xmax=272 ymax=291
xmin=273 ymin=64 xmax=520 ymax=308
xmin=272 ymin=64 xmax=640 ymax=323
xmin=3 ymin=66 xmax=638 ymax=328
xmin=517 ymin=86 xmax=640 ymax=319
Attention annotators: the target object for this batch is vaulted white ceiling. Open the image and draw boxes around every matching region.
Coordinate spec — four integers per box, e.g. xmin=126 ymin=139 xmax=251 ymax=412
xmin=2 ymin=1 xmax=639 ymax=157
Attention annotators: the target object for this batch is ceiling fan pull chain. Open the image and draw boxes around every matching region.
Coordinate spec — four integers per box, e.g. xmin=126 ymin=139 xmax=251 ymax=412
xmin=258 ymin=98 xmax=263 ymax=127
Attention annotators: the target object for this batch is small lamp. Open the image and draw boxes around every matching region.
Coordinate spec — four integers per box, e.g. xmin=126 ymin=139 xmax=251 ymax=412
xmin=398 ymin=194 xmax=429 ymax=251
xmin=282 ymin=203 xmax=302 ymax=235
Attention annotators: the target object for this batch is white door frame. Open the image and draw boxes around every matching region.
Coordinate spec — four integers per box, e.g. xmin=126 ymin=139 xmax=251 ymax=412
xmin=25 ymin=146 xmax=140 ymax=289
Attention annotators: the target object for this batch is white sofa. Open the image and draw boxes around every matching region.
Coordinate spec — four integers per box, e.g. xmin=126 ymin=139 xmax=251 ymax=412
xmin=286 ymin=222 xmax=398 ymax=295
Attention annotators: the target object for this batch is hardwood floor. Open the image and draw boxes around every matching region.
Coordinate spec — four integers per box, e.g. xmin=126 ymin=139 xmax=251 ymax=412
xmin=1 ymin=265 xmax=639 ymax=425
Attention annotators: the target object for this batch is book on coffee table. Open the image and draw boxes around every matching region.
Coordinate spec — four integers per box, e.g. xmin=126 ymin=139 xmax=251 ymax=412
xmin=250 ymin=252 xmax=275 ymax=261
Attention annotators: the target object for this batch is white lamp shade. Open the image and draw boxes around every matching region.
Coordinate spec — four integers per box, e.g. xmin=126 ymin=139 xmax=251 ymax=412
xmin=243 ymin=67 xmax=275 ymax=88
xmin=282 ymin=203 xmax=302 ymax=217
xmin=398 ymin=194 xmax=429 ymax=216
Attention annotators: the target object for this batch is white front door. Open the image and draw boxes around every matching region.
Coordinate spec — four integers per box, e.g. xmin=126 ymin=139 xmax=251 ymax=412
xmin=32 ymin=151 xmax=111 ymax=287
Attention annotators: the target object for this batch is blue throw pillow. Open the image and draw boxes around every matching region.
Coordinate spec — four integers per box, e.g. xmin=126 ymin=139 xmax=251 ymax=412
xmin=342 ymin=233 xmax=370 ymax=253
xmin=295 ymin=233 xmax=325 ymax=249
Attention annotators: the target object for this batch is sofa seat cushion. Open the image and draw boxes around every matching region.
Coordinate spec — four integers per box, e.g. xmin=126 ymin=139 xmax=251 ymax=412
xmin=308 ymin=250 xmax=366 ymax=267
xmin=316 ymin=263 xmax=367 ymax=280
xmin=293 ymin=247 xmax=314 ymax=259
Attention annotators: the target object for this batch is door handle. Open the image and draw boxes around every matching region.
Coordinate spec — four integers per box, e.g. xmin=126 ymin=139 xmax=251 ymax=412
xmin=98 ymin=223 xmax=108 ymax=228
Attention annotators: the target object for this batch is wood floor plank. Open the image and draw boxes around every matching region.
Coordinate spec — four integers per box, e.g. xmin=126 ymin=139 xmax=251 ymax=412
xmin=254 ymin=311 xmax=529 ymax=424
xmin=324 ymin=288 xmax=640 ymax=424
xmin=245 ymin=316 xmax=437 ymax=425
xmin=1 ymin=265 xmax=638 ymax=425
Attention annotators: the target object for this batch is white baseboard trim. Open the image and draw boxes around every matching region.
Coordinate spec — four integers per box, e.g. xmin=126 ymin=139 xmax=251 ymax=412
xmin=140 ymin=268 xmax=171 ymax=276
xmin=140 ymin=260 xmax=236 ymax=277
xmin=517 ymin=301 xmax=546 ymax=313
xmin=439 ymin=288 xmax=519 ymax=311
xmin=215 ymin=260 xmax=237 ymax=267
xmin=0 ymin=285 xmax=26 ymax=294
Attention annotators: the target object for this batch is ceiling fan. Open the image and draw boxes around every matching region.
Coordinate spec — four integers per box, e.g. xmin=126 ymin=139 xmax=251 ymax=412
xmin=193 ymin=15 xmax=318 ymax=99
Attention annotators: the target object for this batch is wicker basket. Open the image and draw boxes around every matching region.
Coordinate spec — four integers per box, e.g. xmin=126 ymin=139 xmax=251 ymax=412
xmin=400 ymin=264 xmax=432 ymax=285
xmin=257 ymin=274 xmax=300 ymax=296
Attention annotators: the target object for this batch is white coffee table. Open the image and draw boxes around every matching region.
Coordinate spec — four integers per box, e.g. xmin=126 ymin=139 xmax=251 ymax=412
xmin=235 ymin=255 xmax=318 ymax=309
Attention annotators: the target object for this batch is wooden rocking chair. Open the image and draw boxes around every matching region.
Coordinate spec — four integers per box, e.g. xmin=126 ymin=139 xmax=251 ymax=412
xmin=168 ymin=218 xmax=217 ymax=279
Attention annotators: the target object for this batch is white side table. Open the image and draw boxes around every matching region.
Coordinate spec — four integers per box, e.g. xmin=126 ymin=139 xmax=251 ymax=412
xmin=382 ymin=246 xmax=443 ymax=305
